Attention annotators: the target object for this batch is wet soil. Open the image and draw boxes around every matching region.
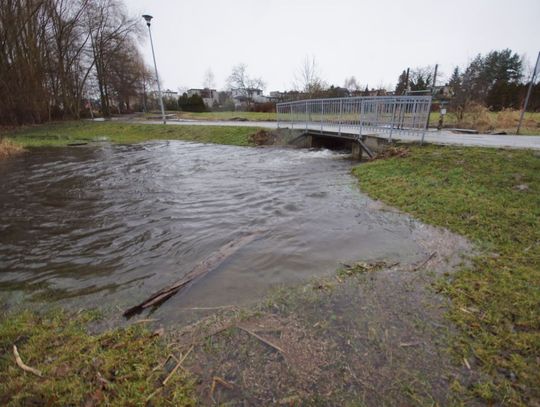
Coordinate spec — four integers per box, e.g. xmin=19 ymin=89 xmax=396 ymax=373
xmin=161 ymin=224 xmax=479 ymax=406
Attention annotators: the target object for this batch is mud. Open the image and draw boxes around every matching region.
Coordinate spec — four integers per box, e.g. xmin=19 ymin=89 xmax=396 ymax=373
xmin=164 ymin=223 xmax=478 ymax=405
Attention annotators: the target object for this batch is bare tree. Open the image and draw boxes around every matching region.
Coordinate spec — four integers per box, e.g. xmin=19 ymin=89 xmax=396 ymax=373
xmin=409 ymin=66 xmax=434 ymax=92
xmin=203 ymin=68 xmax=216 ymax=89
xmin=0 ymin=0 xmax=146 ymax=124
xmin=0 ymin=0 xmax=51 ymax=124
xmin=294 ymin=56 xmax=325 ymax=97
xmin=227 ymin=63 xmax=265 ymax=106
xmin=344 ymin=76 xmax=361 ymax=94
xmin=86 ymin=0 xmax=141 ymax=117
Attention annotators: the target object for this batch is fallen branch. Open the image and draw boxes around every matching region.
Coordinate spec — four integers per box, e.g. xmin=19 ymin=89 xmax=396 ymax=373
xmin=13 ymin=345 xmax=42 ymax=377
xmin=181 ymin=305 xmax=237 ymax=311
xmin=399 ymin=341 xmax=423 ymax=347
xmin=210 ymin=376 xmax=234 ymax=398
xmin=162 ymin=345 xmax=193 ymax=385
xmin=411 ymin=252 xmax=437 ymax=271
xmin=123 ymin=232 xmax=262 ymax=317
xmin=237 ymin=326 xmax=284 ymax=354
xmin=133 ymin=318 xmax=159 ymax=324
xmin=96 ymin=371 xmax=111 ymax=387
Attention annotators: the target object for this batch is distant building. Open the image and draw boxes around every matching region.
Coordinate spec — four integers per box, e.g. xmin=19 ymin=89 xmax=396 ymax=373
xmin=187 ymin=88 xmax=219 ymax=107
xmin=231 ymin=88 xmax=268 ymax=107
xmin=269 ymin=90 xmax=304 ymax=102
xmin=268 ymin=91 xmax=286 ymax=102
xmin=162 ymin=89 xmax=178 ymax=99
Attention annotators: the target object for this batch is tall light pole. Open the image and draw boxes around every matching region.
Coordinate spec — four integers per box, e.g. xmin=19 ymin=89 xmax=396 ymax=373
xmin=142 ymin=15 xmax=166 ymax=125
xmin=517 ymin=51 xmax=540 ymax=135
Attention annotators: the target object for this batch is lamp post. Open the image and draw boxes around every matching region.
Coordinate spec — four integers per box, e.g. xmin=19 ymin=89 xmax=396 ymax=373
xmin=142 ymin=14 xmax=166 ymax=125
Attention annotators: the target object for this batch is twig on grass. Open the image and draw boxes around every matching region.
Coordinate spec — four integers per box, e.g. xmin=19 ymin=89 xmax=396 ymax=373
xmin=210 ymin=376 xmax=234 ymax=398
xmin=133 ymin=318 xmax=159 ymax=324
xmin=13 ymin=345 xmax=42 ymax=377
xmin=146 ymin=346 xmax=194 ymax=403
xmin=162 ymin=345 xmax=193 ymax=385
xmin=237 ymin=326 xmax=285 ymax=354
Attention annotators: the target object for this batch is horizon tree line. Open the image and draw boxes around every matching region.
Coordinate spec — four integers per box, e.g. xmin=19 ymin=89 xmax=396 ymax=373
xmin=1 ymin=2 xmax=538 ymax=127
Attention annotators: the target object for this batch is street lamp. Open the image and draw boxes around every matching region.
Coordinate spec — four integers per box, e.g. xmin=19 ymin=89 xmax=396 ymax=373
xmin=142 ymin=14 xmax=166 ymax=125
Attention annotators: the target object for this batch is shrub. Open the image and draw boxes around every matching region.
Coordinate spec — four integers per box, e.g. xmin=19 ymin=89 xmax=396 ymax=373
xmin=0 ymin=138 xmax=24 ymax=159
xmin=248 ymin=102 xmax=276 ymax=113
xmin=496 ymin=108 xmax=519 ymax=129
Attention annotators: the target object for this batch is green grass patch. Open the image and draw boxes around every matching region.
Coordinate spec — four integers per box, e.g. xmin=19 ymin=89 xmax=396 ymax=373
xmin=3 ymin=121 xmax=261 ymax=148
xmin=0 ymin=310 xmax=196 ymax=406
xmin=353 ymin=146 xmax=540 ymax=405
xmin=172 ymin=111 xmax=275 ymax=122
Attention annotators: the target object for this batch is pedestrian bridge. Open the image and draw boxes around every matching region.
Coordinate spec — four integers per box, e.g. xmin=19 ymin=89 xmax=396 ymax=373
xmin=276 ymin=96 xmax=432 ymax=158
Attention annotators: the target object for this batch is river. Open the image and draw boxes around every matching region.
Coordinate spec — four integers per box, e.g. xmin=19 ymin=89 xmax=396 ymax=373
xmin=0 ymin=141 xmax=429 ymax=321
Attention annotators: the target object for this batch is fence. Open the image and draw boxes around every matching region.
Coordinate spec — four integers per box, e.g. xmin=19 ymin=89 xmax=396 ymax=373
xmin=276 ymin=96 xmax=432 ymax=142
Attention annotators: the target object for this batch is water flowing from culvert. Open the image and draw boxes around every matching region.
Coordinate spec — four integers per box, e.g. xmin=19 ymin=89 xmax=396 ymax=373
xmin=0 ymin=141 xmax=428 ymax=321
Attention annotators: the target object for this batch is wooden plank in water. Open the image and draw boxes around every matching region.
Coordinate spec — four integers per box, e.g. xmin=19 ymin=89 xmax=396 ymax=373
xmin=123 ymin=232 xmax=262 ymax=317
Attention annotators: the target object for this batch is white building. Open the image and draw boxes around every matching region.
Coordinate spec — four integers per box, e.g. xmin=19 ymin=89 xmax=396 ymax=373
xmin=230 ymin=88 xmax=268 ymax=108
xmin=162 ymin=89 xmax=178 ymax=99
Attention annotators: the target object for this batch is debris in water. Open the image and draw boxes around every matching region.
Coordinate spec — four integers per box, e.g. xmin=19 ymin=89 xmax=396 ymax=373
xmin=123 ymin=232 xmax=263 ymax=317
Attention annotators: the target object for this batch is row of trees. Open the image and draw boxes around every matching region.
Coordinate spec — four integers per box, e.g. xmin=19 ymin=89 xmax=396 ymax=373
xmin=0 ymin=0 xmax=153 ymax=125
xmin=446 ymin=50 xmax=539 ymax=115
xmin=282 ymin=51 xmax=539 ymax=113
xmin=393 ymin=49 xmax=540 ymax=114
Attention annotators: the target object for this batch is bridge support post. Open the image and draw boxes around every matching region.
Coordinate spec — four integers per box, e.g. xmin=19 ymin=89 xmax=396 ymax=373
xmin=305 ymin=134 xmax=313 ymax=148
xmin=351 ymin=141 xmax=362 ymax=160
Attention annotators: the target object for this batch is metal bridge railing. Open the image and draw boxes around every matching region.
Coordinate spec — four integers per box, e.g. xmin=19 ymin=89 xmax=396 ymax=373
xmin=276 ymin=96 xmax=432 ymax=143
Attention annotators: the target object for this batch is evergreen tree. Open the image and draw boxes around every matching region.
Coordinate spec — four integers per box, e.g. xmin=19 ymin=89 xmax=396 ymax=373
xmin=395 ymin=70 xmax=408 ymax=95
xmin=178 ymin=93 xmax=207 ymax=112
xmin=362 ymin=86 xmax=370 ymax=96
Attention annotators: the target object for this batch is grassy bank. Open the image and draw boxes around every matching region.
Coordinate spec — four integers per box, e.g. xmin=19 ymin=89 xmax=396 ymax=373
xmin=0 ymin=310 xmax=195 ymax=406
xmin=3 ymin=121 xmax=261 ymax=148
xmin=353 ymin=146 xmax=540 ymax=405
xmin=167 ymin=111 xmax=275 ymax=122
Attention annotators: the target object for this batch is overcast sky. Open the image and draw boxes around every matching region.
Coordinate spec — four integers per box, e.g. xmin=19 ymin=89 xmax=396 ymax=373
xmin=126 ymin=0 xmax=540 ymax=93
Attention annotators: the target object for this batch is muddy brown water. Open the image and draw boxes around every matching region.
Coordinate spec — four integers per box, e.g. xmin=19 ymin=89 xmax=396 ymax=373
xmin=1 ymin=141 xmax=433 ymax=322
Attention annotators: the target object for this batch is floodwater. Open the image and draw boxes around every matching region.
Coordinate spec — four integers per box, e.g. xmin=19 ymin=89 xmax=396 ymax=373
xmin=0 ymin=141 xmax=430 ymax=321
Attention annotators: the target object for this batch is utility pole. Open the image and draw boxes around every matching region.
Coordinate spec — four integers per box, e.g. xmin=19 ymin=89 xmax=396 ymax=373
xmin=142 ymin=15 xmax=166 ymax=125
xmin=517 ymin=51 xmax=540 ymax=135
xmin=405 ymin=67 xmax=410 ymax=95
xmin=432 ymin=64 xmax=438 ymax=93
xmin=426 ymin=64 xmax=438 ymax=129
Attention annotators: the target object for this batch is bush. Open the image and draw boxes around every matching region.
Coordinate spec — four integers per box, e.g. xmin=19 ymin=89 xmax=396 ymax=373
xmin=178 ymin=93 xmax=207 ymax=112
xmin=496 ymin=108 xmax=519 ymax=129
xmin=248 ymin=102 xmax=276 ymax=113
xmin=458 ymin=103 xmax=493 ymax=132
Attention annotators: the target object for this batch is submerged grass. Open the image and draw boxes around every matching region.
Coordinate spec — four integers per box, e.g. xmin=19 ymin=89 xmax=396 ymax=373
xmin=353 ymin=145 xmax=540 ymax=405
xmin=0 ymin=310 xmax=196 ymax=406
xmin=0 ymin=138 xmax=25 ymax=158
xmin=3 ymin=121 xmax=261 ymax=148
